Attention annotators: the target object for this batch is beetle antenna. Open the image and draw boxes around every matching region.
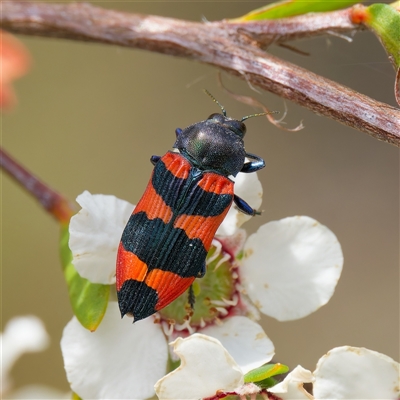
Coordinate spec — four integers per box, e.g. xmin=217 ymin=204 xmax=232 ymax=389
xmin=204 ymin=89 xmax=227 ymax=117
xmin=241 ymin=111 xmax=279 ymax=122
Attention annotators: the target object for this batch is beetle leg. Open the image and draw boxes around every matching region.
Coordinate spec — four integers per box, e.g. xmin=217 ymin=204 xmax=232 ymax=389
xmin=188 ymin=284 xmax=195 ymax=310
xmin=150 ymin=155 xmax=161 ymax=165
xmin=188 ymin=262 xmax=206 ymax=311
xmin=241 ymin=152 xmax=265 ymax=173
xmin=234 ymin=194 xmax=261 ymax=216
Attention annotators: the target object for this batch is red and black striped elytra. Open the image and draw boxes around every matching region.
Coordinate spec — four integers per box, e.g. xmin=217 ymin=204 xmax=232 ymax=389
xmin=116 ymin=92 xmax=267 ymax=323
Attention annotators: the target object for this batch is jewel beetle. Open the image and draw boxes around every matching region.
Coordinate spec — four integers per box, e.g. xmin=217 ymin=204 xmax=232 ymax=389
xmin=116 ymin=91 xmax=269 ymax=323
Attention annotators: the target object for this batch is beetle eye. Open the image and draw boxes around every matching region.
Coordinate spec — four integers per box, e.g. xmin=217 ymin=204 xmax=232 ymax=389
xmin=207 ymin=113 xmax=220 ymax=120
xmin=226 ymin=120 xmax=246 ymax=137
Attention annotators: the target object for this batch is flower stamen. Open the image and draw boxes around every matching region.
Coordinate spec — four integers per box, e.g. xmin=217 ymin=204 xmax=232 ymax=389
xmin=174 ymin=319 xmax=195 ymax=334
xmin=208 ymin=239 xmax=222 ymax=264
xmin=161 ymin=320 xmax=175 ymax=337
xmin=157 ymin=241 xmax=245 ymax=331
xmin=215 ymin=307 xmax=229 ymax=316
xmin=214 ymin=253 xmax=231 ymax=271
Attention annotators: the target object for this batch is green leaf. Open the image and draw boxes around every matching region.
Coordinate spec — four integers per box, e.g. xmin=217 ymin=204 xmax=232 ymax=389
xmin=72 ymin=393 xmax=82 ymax=400
xmin=60 ymin=224 xmax=109 ymax=331
xmin=232 ymin=0 xmax=360 ymax=21
xmin=365 ymin=4 xmax=400 ymax=69
xmin=244 ymin=363 xmax=289 ymax=383
xmin=253 ymin=376 xmax=279 ymax=389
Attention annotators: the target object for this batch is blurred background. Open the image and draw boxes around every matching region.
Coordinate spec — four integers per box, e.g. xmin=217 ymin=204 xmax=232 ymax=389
xmin=2 ymin=1 xmax=399 ymax=396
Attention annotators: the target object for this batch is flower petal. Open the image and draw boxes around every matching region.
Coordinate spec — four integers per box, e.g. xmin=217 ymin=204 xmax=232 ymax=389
xmin=201 ymin=316 xmax=274 ymax=374
xmin=241 ymin=216 xmax=343 ymax=321
xmin=1 ymin=316 xmax=49 ymax=394
xmin=154 ymin=334 xmax=243 ymax=400
xmin=313 ymin=346 xmax=400 ymax=399
xmin=61 ymin=302 xmax=168 ymax=400
xmin=69 ymin=191 xmax=134 ymax=284
xmin=270 ymin=365 xmax=314 ymax=400
xmin=217 ymin=171 xmax=262 ymax=236
xmin=216 ymin=228 xmax=247 ymax=257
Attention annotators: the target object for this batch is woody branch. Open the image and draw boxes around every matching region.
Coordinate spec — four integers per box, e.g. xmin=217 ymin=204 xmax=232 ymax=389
xmin=2 ymin=1 xmax=399 ymax=146
xmin=0 ymin=148 xmax=75 ymax=223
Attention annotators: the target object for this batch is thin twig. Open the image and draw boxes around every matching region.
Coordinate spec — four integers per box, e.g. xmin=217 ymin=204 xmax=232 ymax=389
xmin=1 ymin=1 xmax=399 ymax=146
xmin=0 ymin=147 xmax=75 ymax=223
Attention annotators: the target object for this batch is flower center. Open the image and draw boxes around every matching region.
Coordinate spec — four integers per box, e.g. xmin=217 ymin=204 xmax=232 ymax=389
xmin=157 ymin=239 xmax=241 ymax=332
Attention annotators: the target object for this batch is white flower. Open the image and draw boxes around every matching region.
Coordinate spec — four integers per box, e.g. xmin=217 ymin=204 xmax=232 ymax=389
xmin=313 ymin=346 xmax=400 ymax=399
xmin=154 ymin=334 xmax=313 ymax=400
xmin=61 ymin=303 xmax=274 ymax=399
xmin=69 ymin=192 xmax=133 ymax=284
xmin=241 ymin=216 xmax=343 ymax=321
xmin=270 ymin=346 xmax=400 ymax=400
xmin=270 ymin=348 xmax=400 ymax=400
xmin=155 ymin=339 xmax=400 ymax=400
xmin=270 ymin=365 xmax=314 ymax=400
xmin=1 ymin=316 xmax=49 ymax=395
xmin=64 ymin=173 xmax=343 ymax=398
xmin=61 ymin=302 xmax=168 ymax=400
xmin=155 ymin=334 xmax=243 ymax=400
xmin=200 ymin=316 xmax=273 ymax=374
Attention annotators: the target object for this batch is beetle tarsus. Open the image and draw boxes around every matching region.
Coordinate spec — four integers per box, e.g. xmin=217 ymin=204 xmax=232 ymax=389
xmin=188 ymin=284 xmax=195 ymax=310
